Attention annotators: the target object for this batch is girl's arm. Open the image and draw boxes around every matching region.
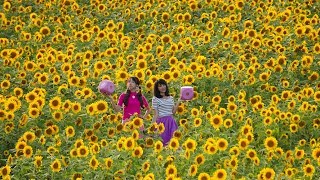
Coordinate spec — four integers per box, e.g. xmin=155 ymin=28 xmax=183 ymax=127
xmin=106 ymin=94 xmax=122 ymax=112
xmin=152 ymin=108 xmax=159 ymax=123
xmin=140 ymin=95 xmax=151 ymax=119
xmin=172 ymin=98 xmax=181 ymax=115
xmin=141 ymin=106 xmax=151 ymax=119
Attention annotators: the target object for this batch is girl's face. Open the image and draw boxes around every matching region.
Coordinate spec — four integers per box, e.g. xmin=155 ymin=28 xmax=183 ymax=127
xmin=157 ymin=83 xmax=167 ymax=93
xmin=127 ymin=78 xmax=138 ymax=91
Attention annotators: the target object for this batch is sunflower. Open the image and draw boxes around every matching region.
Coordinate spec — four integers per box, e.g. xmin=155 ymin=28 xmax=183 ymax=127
xmin=132 ymin=146 xmax=143 ymax=158
xmin=84 ymin=129 xmax=94 ymax=139
xmin=134 ymin=69 xmax=145 ymax=81
xmin=198 ymin=172 xmax=210 ymax=180
xmin=23 ymin=145 xmax=33 ymax=158
xmin=313 ymin=43 xmax=320 ymax=54
xmin=165 ymin=164 xmax=177 ymax=177
xmin=193 ymin=117 xmax=202 ymax=127
xmin=227 ymin=155 xmax=238 ymax=169
xmin=77 ymin=145 xmax=89 ymax=158
xmin=260 ymin=168 xmax=275 ymax=180
xmin=28 ymin=107 xmax=41 ymax=119
xmin=50 ymin=159 xmax=61 ymax=172
xmin=284 ymin=168 xmax=296 ymax=178
xmin=161 ymin=71 xmax=172 ymax=82
xmin=86 ymin=104 xmax=95 ymax=116
xmin=132 ymin=117 xmax=143 ymax=129
xmin=13 ymin=87 xmax=24 ymax=98
xmin=94 ymin=100 xmax=108 ymax=114
xmin=0 ymin=79 xmax=10 ymax=90
xmin=227 ymin=102 xmax=237 ymax=113
xmin=184 ymin=138 xmax=197 ymax=152
xmin=107 ymin=127 xmax=115 ymax=138
xmin=157 ymin=123 xmax=165 ymax=134
xmin=262 ymin=116 xmax=273 ymax=126
xmin=124 ymin=137 xmax=135 ymax=151
xmin=70 ymin=173 xmax=82 ymax=180
xmin=33 ymin=156 xmax=43 ymax=168
xmin=115 ymin=123 xmax=124 ymax=133
xmin=116 ymin=70 xmax=129 ymax=82
xmin=294 ymin=149 xmax=305 ymax=159
xmin=168 ymin=56 xmax=178 ymax=66
xmin=160 ymin=12 xmax=170 ymax=22
xmin=289 ymin=124 xmax=298 ymax=133
xmin=68 ymin=76 xmax=80 ymax=87
xmin=52 ymin=111 xmax=63 ymax=121
xmin=264 ymin=137 xmax=278 ymax=151
xmin=6 ymin=111 xmax=14 ymax=121
xmin=69 ymin=148 xmax=78 ymax=158
xmin=65 ymin=126 xmax=75 ymax=138
xmin=0 ymin=109 xmax=7 ymax=121
xmin=154 ymin=140 xmax=163 ymax=153
xmin=313 ymin=91 xmax=320 ymax=102
xmin=238 ymin=138 xmax=249 ymax=150
xmin=191 ymin=108 xmax=200 ymax=117
xmin=61 ymin=100 xmax=72 ymax=112
xmin=49 ymin=96 xmax=61 ymax=110
xmin=169 ymin=138 xmax=179 ymax=151
xmin=89 ymin=155 xmax=99 ymax=170
xmin=308 ymin=71 xmax=318 ymax=81
xmin=103 ymin=157 xmax=113 ymax=170
xmin=40 ymin=26 xmax=51 ymax=36
xmin=210 ymin=114 xmax=223 ymax=129
xmin=80 ymin=32 xmax=91 ymax=42
xmin=23 ymin=131 xmax=36 ymax=142
xmin=131 ymin=129 xmax=140 ymax=140
xmin=211 ymin=95 xmax=221 ymax=105
xmin=44 ymin=126 xmax=55 ymax=137
xmin=93 ymin=61 xmax=106 ymax=72
xmin=90 ymin=135 xmax=98 ymax=143
xmin=246 ymin=149 xmax=257 ymax=160
xmin=71 ymin=102 xmax=81 ymax=114
xmin=186 ymin=164 xmax=197 ymax=177
xmin=142 ymin=161 xmax=150 ymax=172
xmin=72 ymin=139 xmax=83 ymax=149
xmin=213 ymin=168 xmax=227 ymax=180
xmin=191 ymin=154 xmax=204 ymax=166
xmin=216 ymin=138 xmax=228 ymax=151
xmin=223 ymin=119 xmax=233 ymax=128
xmin=0 ymin=165 xmax=11 ymax=177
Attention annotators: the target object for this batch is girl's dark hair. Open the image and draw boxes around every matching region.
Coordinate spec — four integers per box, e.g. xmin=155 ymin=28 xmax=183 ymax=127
xmin=154 ymin=79 xmax=170 ymax=98
xmin=123 ymin=76 xmax=145 ymax=108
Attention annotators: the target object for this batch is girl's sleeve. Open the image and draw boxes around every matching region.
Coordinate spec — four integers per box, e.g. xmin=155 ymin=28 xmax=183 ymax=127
xmin=117 ymin=93 xmax=124 ymax=106
xmin=151 ymin=97 xmax=158 ymax=110
xmin=142 ymin=95 xmax=149 ymax=108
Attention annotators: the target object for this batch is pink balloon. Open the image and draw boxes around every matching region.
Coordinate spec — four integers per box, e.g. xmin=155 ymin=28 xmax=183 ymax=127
xmin=98 ymin=80 xmax=115 ymax=95
xmin=180 ymin=86 xmax=194 ymax=100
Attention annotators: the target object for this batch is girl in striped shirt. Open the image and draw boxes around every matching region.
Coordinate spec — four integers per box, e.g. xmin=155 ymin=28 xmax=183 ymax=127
xmin=152 ymin=79 xmax=182 ymax=146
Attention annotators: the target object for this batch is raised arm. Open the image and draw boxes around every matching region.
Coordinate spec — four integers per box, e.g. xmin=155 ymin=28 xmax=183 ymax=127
xmin=106 ymin=94 xmax=122 ymax=112
xmin=172 ymin=98 xmax=181 ymax=115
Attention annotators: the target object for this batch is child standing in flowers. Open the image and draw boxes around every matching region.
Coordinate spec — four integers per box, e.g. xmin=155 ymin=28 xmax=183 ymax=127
xmin=152 ymin=79 xmax=181 ymax=146
xmin=105 ymin=77 xmax=150 ymax=125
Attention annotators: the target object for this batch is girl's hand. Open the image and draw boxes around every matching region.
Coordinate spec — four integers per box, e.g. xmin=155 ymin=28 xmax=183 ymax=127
xmin=103 ymin=93 xmax=112 ymax=98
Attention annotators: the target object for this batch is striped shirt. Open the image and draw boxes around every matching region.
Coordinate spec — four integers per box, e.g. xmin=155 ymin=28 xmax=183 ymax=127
xmin=152 ymin=96 xmax=174 ymax=118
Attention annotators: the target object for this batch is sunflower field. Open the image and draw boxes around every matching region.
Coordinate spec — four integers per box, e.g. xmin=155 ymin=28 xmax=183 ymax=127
xmin=0 ymin=0 xmax=319 ymax=179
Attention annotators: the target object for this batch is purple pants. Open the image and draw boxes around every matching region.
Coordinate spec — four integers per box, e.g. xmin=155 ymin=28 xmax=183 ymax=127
xmin=156 ymin=115 xmax=178 ymax=146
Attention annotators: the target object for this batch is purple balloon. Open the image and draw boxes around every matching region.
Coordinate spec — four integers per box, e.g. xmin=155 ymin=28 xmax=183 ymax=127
xmin=180 ymin=86 xmax=194 ymax=100
xmin=98 ymin=80 xmax=115 ymax=95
